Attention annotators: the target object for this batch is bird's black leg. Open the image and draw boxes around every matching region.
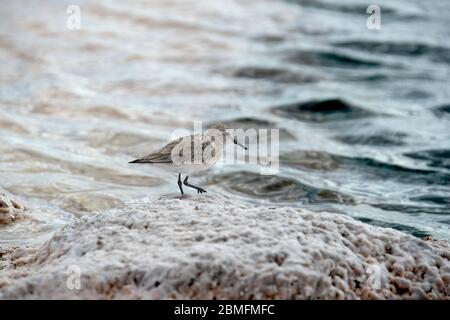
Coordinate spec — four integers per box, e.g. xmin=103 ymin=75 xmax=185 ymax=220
xmin=177 ymin=173 xmax=184 ymax=195
xmin=183 ymin=176 xmax=207 ymax=194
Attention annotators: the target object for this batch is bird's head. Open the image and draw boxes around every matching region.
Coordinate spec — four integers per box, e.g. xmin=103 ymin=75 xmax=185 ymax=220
xmin=208 ymin=123 xmax=247 ymax=150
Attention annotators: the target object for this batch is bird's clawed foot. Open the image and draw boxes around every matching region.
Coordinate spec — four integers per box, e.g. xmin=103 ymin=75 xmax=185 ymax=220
xmin=196 ymin=187 xmax=207 ymax=194
xmin=182 ymin=175 xmax=207 ymax=194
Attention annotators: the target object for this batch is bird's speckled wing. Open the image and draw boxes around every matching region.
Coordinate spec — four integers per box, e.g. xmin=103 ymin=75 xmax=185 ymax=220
xmin=129 ymin=134 xmax=219 ymax=165
xmin=130 ymin=137 xmax=184 ymax=163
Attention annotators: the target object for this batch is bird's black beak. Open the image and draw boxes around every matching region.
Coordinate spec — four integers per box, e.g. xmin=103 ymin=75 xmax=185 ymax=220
xmin=234 ymin=137 xmax=247 ymax=150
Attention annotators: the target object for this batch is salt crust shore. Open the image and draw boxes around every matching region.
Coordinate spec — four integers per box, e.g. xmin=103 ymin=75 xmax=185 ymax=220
xmin=0 ymin=193 xmax=25 ymax=225
xmin=0 ymin=194 xmax=449 ymax=299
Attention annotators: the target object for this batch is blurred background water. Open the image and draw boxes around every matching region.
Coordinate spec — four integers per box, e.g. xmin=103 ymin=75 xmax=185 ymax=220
xmin=1 ymin=0 xmax=449 ymax=246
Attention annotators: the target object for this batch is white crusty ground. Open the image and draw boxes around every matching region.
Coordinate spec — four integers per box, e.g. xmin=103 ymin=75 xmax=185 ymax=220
xmin=0 ymin=193 xmax=25 ymax=225
xmin=0 ymin=194 xmax=449 ymax=299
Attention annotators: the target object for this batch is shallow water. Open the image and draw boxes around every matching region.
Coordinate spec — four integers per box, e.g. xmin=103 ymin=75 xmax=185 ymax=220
xmin=1 ymin=0 xmax=449 ymax=245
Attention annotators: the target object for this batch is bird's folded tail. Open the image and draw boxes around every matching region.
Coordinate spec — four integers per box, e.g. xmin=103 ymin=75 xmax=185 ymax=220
xmin=129 ymin=159 xmax=146 ymax=164
xmin=129 ymin=158 xmax=172 ymax=164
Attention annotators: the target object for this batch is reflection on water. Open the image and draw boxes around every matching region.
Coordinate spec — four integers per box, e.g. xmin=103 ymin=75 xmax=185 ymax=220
xmin=0 ymin=0 xmax=450 ymax=245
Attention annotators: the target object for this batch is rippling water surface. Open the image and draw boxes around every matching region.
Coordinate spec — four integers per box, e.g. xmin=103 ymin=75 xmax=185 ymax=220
xmin=1 ymin=0 xmax=450 ymax=245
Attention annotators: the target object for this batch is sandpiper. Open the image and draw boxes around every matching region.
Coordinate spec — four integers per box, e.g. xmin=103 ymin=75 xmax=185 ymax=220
xmin=129 ymin=124 xmax=247 ymax=195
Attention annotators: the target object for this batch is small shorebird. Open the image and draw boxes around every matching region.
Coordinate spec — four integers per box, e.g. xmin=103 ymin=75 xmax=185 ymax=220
xmin=129 ymin=124 xmax=247 ymax=195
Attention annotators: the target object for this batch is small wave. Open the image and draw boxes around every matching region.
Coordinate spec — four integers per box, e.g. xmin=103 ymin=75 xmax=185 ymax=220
xmin=272 ymin=98 xmax=372 ymax=123
xmin=291 ymin=0 xmax=397 ymax=15
xmin=209 ymin=171 xmax=354 ymax=204
xmin=286 ymin=50 xmax=382 ymax=68
xmin=433 ymin=104 xmax=450 ymax=116
xmin=373 ymin=203 xmax=449 ymax=216
xmin=281 ymin=150 xmax=450 ymax=186
xmin=356 ymin=217 xmax=429 ymax=239
xmin=341 ymin=157 xmax=450 ymax=186
xmin=233 ymin=66 xmax=317 ymax=83
xmin=410 ymin=195 xmax=450 ymax=206
xmin=404 ymin=149 xmax=450 ymax=171
xmin=334 ymin=40 xmax=450 ymax=64
xmin=334 ymin=132 xmax=407 ymax=147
